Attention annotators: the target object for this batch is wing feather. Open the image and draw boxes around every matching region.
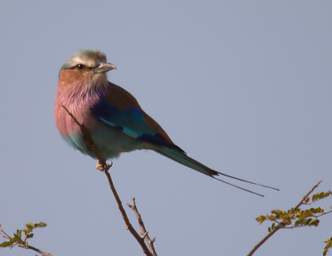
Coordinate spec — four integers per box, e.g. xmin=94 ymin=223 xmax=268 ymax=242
xmin=92 ymin=82 xmax=181 ymax=150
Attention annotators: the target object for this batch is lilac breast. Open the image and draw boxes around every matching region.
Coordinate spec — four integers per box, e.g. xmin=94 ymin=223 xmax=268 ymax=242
xmin=55 ymin=83 xmax=104 ymax=156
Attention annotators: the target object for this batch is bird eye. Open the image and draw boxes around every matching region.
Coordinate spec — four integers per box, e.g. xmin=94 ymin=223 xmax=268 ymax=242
xmin=76 ymin=64 xmax=85 ymax=69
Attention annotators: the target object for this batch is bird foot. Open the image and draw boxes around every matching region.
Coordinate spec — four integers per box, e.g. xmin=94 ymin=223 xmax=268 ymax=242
xmin=96 ymin=160 xmax=112 ymax=172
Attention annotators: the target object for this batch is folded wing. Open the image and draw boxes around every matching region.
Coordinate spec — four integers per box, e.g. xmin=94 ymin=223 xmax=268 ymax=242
xmin=92 ymin=82 xmax=183 ymax=151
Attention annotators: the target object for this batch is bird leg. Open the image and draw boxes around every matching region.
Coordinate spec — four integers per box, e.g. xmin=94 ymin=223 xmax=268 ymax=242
xmin=96 ymin=159 xmax=112 ymax=172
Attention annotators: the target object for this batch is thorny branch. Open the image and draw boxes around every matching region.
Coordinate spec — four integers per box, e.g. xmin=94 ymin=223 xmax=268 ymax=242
xmin=62 ymin=105 xmax=157 ymax=256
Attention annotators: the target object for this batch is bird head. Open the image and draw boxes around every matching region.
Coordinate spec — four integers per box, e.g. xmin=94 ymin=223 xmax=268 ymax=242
xmin=58 ymin=49 xmax=116 ymax=89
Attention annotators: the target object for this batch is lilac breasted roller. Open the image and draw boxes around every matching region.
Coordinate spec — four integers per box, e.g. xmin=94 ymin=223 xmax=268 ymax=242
xmin=55 ymin=49 xmax=278 ymax=196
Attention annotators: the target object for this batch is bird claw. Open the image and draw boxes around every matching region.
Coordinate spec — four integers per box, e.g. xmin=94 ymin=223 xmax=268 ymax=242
xmin=96 ymin=160 xmax=112 ymax=172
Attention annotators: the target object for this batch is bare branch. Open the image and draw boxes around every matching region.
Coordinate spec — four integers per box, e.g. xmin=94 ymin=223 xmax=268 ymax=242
xmin=103 ymin=168 xmax=155 ymax=256
xmin=128 ymin=198 xmax=158 ymax=255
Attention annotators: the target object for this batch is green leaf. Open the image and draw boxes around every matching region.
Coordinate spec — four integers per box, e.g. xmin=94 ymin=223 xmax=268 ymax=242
xmin=323 ymin=237 xmax=332 ymax=256
xmin=14 ymin=229 xmax=22 ymax=241
xmin=310 ymin=207 xmax=324 ymax=214
xmin=268 ymin=223 xmax=277 ymax=233
xmin=24 ymin=223 xmax=34 ymax=235
xmin=26 ymin=233 xmax=34 ymax=239
xmin=295 ymin=219 xmax=304 ymax=226
xmin=256 ymin=215 xmax=266 ymax=224
xmin=271 ymin=209 xmax=284 ymax=218
xmin=310 ymin=219 xmax=320 ymax=227
xmin=312 ymin=191 xmax=332 ymax=202
xmin=34 ymin=222 xmax=47 ymax=228
xmin=24 ymin=222 xmax=47 ymax=236
xmin=0 ymin=240 xmax=14 ymax=247
xmin=298 ymin=209 xmax=314 ymax=219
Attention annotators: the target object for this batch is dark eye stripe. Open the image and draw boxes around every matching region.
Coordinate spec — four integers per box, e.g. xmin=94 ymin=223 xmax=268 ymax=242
xmin=71 ymin=64 xmax=94 ymax=70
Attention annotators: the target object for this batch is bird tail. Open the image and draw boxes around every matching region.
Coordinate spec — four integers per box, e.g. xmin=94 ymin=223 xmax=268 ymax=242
xmin=154 ymin=146 xmax=279 ymax=197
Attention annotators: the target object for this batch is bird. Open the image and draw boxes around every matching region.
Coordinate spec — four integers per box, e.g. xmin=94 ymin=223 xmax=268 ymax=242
xmin=55 ymin=49 xmax=278 ymax=197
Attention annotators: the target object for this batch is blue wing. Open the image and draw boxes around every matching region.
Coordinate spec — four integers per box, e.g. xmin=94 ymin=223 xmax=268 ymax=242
xmin=91 ymin=83 xmax=183 ymax=151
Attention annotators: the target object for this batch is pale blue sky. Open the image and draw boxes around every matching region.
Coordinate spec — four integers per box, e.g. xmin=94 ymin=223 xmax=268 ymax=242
xmin=1 ymin=1 xmax=332 ymax=255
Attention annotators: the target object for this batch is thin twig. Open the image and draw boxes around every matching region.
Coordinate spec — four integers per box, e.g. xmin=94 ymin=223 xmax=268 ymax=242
xmin=25 ymin=244 xmax=43 ymax=253
xmin=247 ymin=181 xmax=322 ymax=256
xmin=316 ymin=209 xmax=332 ymax=218
xmin=128 ymin=198 xmax=158 ymax=256
xmin=21 ymin=244 xmax=52 ymax=255
xmin=104 ymin=169 xmax=154 ymax=256
xmin=62 ymin=105 xmax=156 ymax=256
xmin=0 ymin=226 xmax=11 ymax=240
